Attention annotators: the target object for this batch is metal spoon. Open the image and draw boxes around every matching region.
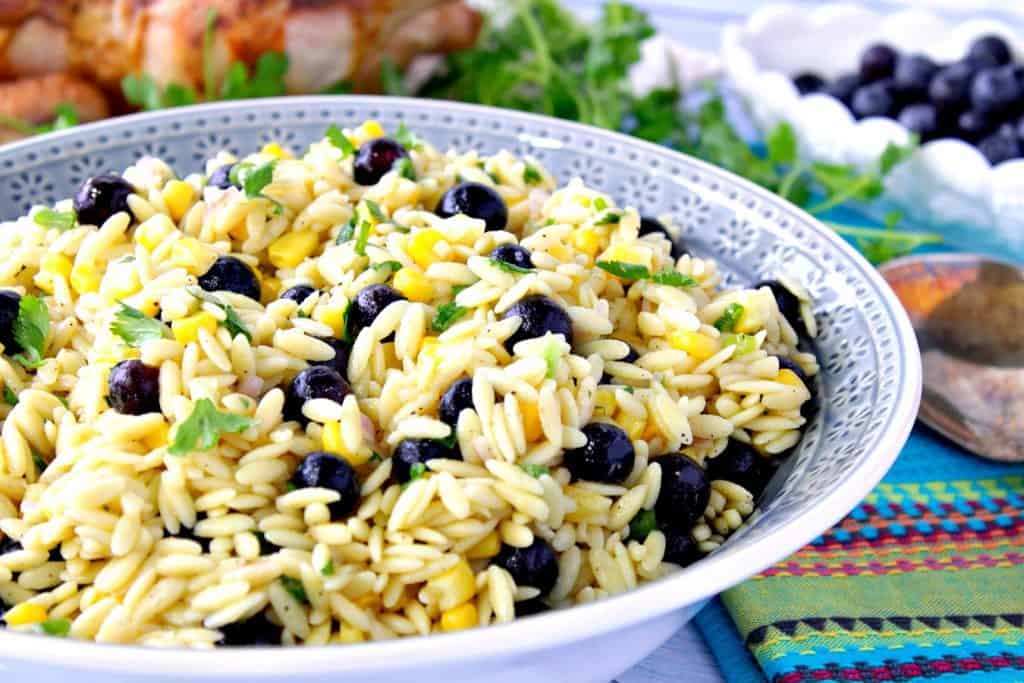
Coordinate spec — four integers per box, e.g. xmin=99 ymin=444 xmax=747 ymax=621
xmin=879 ymin=252 xmax=1024 ymax=462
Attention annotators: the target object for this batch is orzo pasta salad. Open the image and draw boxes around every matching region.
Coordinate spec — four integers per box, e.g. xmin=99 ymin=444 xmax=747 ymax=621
xmin=0 ymin=120 xmax=818 ymax=646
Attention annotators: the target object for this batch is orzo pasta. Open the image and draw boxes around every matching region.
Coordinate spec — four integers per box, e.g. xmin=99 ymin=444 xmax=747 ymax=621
xmin=0 ymin=120 xmax=818 ymax=646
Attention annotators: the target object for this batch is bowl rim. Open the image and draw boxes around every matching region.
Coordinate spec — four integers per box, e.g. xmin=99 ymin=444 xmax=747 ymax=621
xmin=0 ymin=95 xmax=922 ymax=675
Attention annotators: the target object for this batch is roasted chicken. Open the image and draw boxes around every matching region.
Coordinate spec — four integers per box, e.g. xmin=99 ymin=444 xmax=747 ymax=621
xmin=0 ymin=0 xmax=481 ymax=139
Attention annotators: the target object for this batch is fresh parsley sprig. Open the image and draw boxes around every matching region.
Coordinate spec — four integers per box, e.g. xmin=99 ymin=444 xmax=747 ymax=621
xmin=489 ymin=258 xmax=534 ymax=274
xmin=596 ymin=261 xmax=697 ymax=288
xmin=33 ymin=209 xmax=76 ymax=232
xmin=325 ymin=125 xmax=357 ymax=157
xmin=11 ymin=295 xmax=50 ymax=369
xmin=168 ymin=398 xmax=255 ymax=456
xmin=187 ymin=287 xmax=252 ymax=341
xmin=110 ymin=303 xmax=166 ymax=347
xmin=432 ymin=302 xmax=468 ymax=332
xmin=713 ymin=303 xmax=744 ymax=332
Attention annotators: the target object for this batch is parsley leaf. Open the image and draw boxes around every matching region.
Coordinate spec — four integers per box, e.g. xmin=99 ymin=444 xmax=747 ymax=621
xmin=594 ymin=197 xmax=608 ymax=211
xmin=33 ymin=209 xmax=76 ymax=232
xmin=38 ymin=618 xmax=71 ymax=637
xmin=394 ymin=157 xmax=416 ymax=181
xmin=542 ymin=336 xmax=560 ymax=379
xmin=596 ymin=261 xmax=696 ymax=287
xmin=520 ymin=463 xmax=550 ymax=478
xmin=122 ymin=73 xmax=198 ymax=111
xmin=12 ymin=295 xmax=50 ymax=369
xmin=354 ymin=220 xmax=372 ymax=256
xmin=434 ymin=432 xmax=458 ymax=450
xmin=722 ymin=333 xmax=756 ymax=356
xmin=372 ymin=260 xmax=403 ymax=274
xmin=713 ymin=303 xmax=744 ymax=332
xmin=321 ymin=559 xmax=335 ymax=577
xmin=523 ymin=164 xmax=542 ymax=185
xmin=648 ymin=270 xmax=698 ymax=287
xmin=629 ymin=509 xmax=656 ymax=541
xmin=280 ymin=576 xmax=309 ymax=604
xmin=243 ymin=161 xmax=276 ymax=200
xmin=110 ymin=303 xmax=166 ymax=347
xmin=595 ymin=212 xmax=620 ymax=225
xmin=432 ymin=303 xmax=468 ymax=332
xmin=168 ymin=398 xmax=255 ymax=456
xmin=335 ymin=217 xmax=356 ymax=245
xmin=2 ymin=385 xmax=17 ymax=406
xmin=36 ymin=103 xmax=79 ymax=133
xmin=325 ymin=124 xmax=356 ymax=157
xmin=408 ymin=462 xmax=427 ymax=481
xmin=394 ymin=122 xmax=422 ymax=150
xmin=489 ymin=257 xmax=534 ymax=274
xmin=187 ymin=287 xmax=252 ymax=341
xmin=362 ymin=199 xmax=387 ymax=223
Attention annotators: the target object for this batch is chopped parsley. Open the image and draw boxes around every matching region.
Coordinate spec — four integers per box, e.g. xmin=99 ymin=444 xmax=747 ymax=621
xmin=408 ymin=462 xmax=427 ymax=481
xmin=542 ymin=336 xmax=560 ymax=379
xmin=242 ymin=160 xmax=279 ymax=211
xmin=434 ymin=432 xmax=458 ymax=450
xmin=431 ymin=303 xmax=468 ymax=332
xmin=362 ymin=199 xmax=387 ymax=223
xmin=280 ymin=575 xmax=309 ymax=604
xmin=110 ymin=303 xmax=166 ymax=347
xmin=325 ymin=124 xmax=356 ymax=157
xmin=321 ymin=559 xmax=335 ymax=577
xmin=722 ymin=333 xmax=756 ymax=356
xmin=188 ymin=288 xmax=251 ymax=341
xmin=489 ymin=258 xmax=534 ymax=274
xmin=629 ymin=509 xmax=657 ymax=541
xmin=596 ymin=261 xmax=697 ymax=288
xmin=37 ymin=618 xmax=71 ymax=637
xmin=372 ymin=260 xmax=403 ymax=274
xmin=523 ymin=164 xmax=543 ymax=185
xmin=595 ymin=212 xmax=620 ymax=225
xmin=33 ymin=209 xmax=77 ymax=232
xmin=394 ymin=157 xmax=416 ymax=181
xmin=168 ymin=398 xmax=255 ymax=456
xmin=353 ymin=220 xmax=372 ymax=256
xmin=335 ymin=217 xmax=356 ymax=244
xmin=394 ymin=122 xmax=422 ymax=150
xmin=593 ymin=197 xmax=608 ymax=211
xmin=31 ymin=449 xmax=47 ymax=473
xmin=520 ymin=463 xmax=550 ymax=478
xmin=340 ymin=303 xmax=352 ymax=343
xmin=12 ymin=295 xmax=50 ymax=369
xmin=2 ymin=385 xmax=17 ymax=406
xmin=713 ymin=303 xmax=745 ymax=332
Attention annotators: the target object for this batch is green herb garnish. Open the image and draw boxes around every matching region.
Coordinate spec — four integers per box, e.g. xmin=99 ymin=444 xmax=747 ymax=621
xmin=520 ymin=463 xmax=550 ymax=478
xmin=354 ymin=220 xmax=372 ymax=256
xmin=321 ymin=559 xmax=335 ymax=577
xmin=336 ymin=217 xmax=356 ymax=245
xmin=187 ymin=288 xmax=252 ymax=341
xmin=12 ymin=295 xmax=50 ymax=369
xmin=372 ymin=261 xmax=403 ymax=274
xmin=110 ymin=303 xmax=166 ymax=347
xmin=220 ymin=52 xmax=289 ymax=100
xmin=2 ymin=385 xmax=18 ymax=406
xmin=38 ymin=618 xmax=71 ymax=637
xmin=594 ymin=197 xmax=607 ymax=211
xmin=33 ymin=209 xmax=76 ymax=232
xmin=408 ymin=462 xmax=427 ymax=481
xmin=168 ymin=398 xmax=255 ymax=456
xmin=523 ymin=164 xmax=543 ymax=185
xmin=31 ymin=449 xmax=47 ymax=473
xmin=596 ymin=261 xmax=697 ymax=288
xmin=595 ymin=212 xmax=620 ymax=225
xmin=713 ymin=303 xmax=744 ymax=332
xmin=629 ymin=509 xmax=656 ymax=541
xmin=394 ymin=157 xmax=417 ymax=181
xmin=489 ymin=258 xmax=534 ymax=274
xmin=280 ymin=575 xmax=309 ymax=604
xmin=434 ymin=432 xmax=458 ymax=450
xmin=432 ymin=302 xmax=468 ymax=333
xmin=542 ymin=336 xmax=560 ymax=378
xmin=722 ymin=333 xmax=756 ymax=356
xmin=325 ymin=124 xmax=357 ymax=157
xmin=363 ymin=199 xmax=387 ymax=223
xmin=394 ymin=122 xmax=422 ymax=150
xmin=122 ymin=73 xmax=199 ymax=111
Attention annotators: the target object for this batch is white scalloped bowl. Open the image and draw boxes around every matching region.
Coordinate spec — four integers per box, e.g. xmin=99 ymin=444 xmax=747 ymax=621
xmin=722 ymin=3 xmax=1024 ymax=262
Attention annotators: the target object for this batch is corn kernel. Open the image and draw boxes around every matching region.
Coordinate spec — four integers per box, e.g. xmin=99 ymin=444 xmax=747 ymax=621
xmin=440 ymin=602 xmax=478 ymax=632
xmin=172 ymin=312 xmax=218 ymax=344
xmin=35 ymin=253 xmax=73 ymax=294
xmin=268 ymin=231 xmax=320 ymax=269
xmin=134 ymin=214 xmax=176 ymax=251
xmin=337 ymin=625 xmax=365 ymax=643
xmin=408 ymin=229 xmax=444 ymax=269
xmin=393 ymin=267 xmax=432 ymax=303
xmin=608 ymin=243 xmax=652 ymax=270
xmin=572 ymin=227 xmax=603 ymax=258
xmin=465 ymin=531 xmax=501 ymax=560
xmin=162 ymin=180 xmax=195 ymax=222
xmin=4 ymin=603 xmax=46 ymax=627
xmin=360 ymin=120 xmax=385 ymax=139
xmin=261 ymin=276 xmax=281 ymax=302
xmin=520 ymin=401 xmax=543 ymax=443
xmin=426 ymin=558 xmax=476 ymax=611
xmin=668 ymin=330 xmax=719 ymax=362
xmin=322 ymin=421 xmax=372 ymax=466
xmin=136 ymin=298 xmax=160 ymax=317
xmin=169 ymin=238 xmax=216 ymax=275
xmin=101 ymin=262 xmax=141 ymax=304
xmin=70 ymin=261 xmax=101 ymax=294
xmin=593 ymin=388 xmax=616 ymax=418
xmin=143 ymin=421 xmax=169 ymax=450
xmin=547 ymin=242 xmax=570 ymax=261
xmin=616 ymin=410 xmax=646 ymax=441
xmin=313 ymin=306 xmax=345 ymax=337
xmin=775 ymin=369 xmax=805 ymax=388
xmin=260 ymin=142 xmax=291 ymax=160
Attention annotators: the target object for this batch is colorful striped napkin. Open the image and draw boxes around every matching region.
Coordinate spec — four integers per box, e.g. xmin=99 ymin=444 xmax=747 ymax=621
xmin=696 ymin=425 xmax=1024 ymax=682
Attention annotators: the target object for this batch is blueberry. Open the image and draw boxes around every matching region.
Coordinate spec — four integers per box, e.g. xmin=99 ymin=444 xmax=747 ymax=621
xmin=776 ymin=356 xmax=818 ymax=419
xmin=291 ymin=451 xmax=361 ymax=519
xmin=793 ymin=72 xmax=825 ymax=95
xmin=208 ymin=163 xmax=238 ymax=190
xmin=283 ymin=366 xmax=352 ymax=424
xmin=823 ymin=73 xmax=861 ymax=106
xmin=660 ymin=526 xmax=702 ymax=567
xmin=308 ymin=337 xmax=351 ymax=379
xmin=639 ymin=216 xmax=685 ymax=258
xmin=198 ymin=256 xmax=261 ymax=300
xmin=491 ymin=538 xmax=558 ymax=594
xmin=893 ymin=54 xmax=939 ymax=102
xmin=957 ymin=109 xmax=998 ymax=142
xmin=353 ymin=137 xmax=409 ymax=186
xmin=859 ymin=44 xmax=899 ymax=83
xmin=600 ymin=342 xmax=640 ymax=385
xmin=0 ymin=290 xmax=22 ymax=355
xmin=850 ymin=80 xmax=896 ymax=119
xmin=107 ymin=360 xmax=161 ymax=415
xmin=391 ymin=438 xmax=460 ymax=483
xmin=897 ymin=103 xmax=940 ymax=141
xmin=73 ymin=174 xmax=135 ymax=227
xmin=654 ymin=454 xmax=710 ymax=529
xmin=977 ymin=130 xmax=1022 ymax=164
xmin=514 ymin=598 xmax=550 ymax=617
xmin=439 ymin=377 xmax=473 ymax=427
xmin=563 ymin=422 xmax=635 ymax=484
xmin=218 ymin=612 xmax=283 ymax=646
xmin=706 ymin=439 xmax=773 ymax=497
xmin=1016 ymin=115 xmax=1024 ymax=141
xmin=970 ymin=66 xmax=1023 ymax=118
xmin=967 ymin=34 xmax=1013 ymax=69
xmin=756 ymin=280 xmax=809 ymax=340
xmin=346 ymin=284 xmax=406 ymax=341
xmin=279 ymin=284 xmax=316 ymax=304
xmin=171 ymin=513 xmax=211 ymax=553
xmin=501 ymin=295 xmax=573 ymax=354
xmin=436 ymin=182 xmax=508 ymax=231
xmin=0 ymin=535 xmax=21 ymax=556
xmin=928 ymin=62 xmax=975 ymax=115
xmin=489 ymin=244 xmax=534 ymax=270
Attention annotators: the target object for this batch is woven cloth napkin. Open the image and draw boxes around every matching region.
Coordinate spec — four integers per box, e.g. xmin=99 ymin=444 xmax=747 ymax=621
xmin=695 ymin=423 xmax=1024 ymax=682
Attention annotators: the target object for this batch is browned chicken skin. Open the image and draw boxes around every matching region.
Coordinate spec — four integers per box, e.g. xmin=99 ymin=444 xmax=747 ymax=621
xmin=0 ymin=0 xmax=480 ymax=135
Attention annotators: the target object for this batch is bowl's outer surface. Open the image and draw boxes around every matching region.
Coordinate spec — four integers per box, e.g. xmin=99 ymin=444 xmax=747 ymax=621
xmin=0 ymin=97 xmax=920 ymax=682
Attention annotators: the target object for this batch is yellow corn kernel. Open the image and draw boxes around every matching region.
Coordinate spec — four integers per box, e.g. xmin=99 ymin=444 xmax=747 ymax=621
xmin=268 ymin=231 xmax=320 ymax=269
xmin=70 ymin=261 xmax=101 ymax=294
xmin=337 ymin=625 xmax=365 ymax=643
xmin=101 ymin=263 xmax=142 ymax=304
xmin=162 ymin=180 xmax=195 ymax=222
xmin=260 ymin=142 xmax=291 ymax=160
xmin=668 ymin=330 xmax=719 ymax=362
xmin=360 ymin=120 xmax=385 ymax=139
xmin=135 ymin=298 xmax=160 ymax=317
xmin=143 ymin=421 xmax=169 ymax=450
xmin=440 ymin=602 xmax=478 ymax=632
xmin=616 ymin=410 xmax=646 ymax=441
xmin=465 ymin=531 xmax=501 ymax=560
xmin=169 ymin=238 xmax=215 ymax=275
xmin=607 ymin=243 xmax=652 ymax=270
xmin=547 ymin=242 xmax=570 ymax=261
xmin=35 ymin=253 xmax=74 ymax=294
xmin=593 ymin=388 xmax=616 ymax=418
xmin=322 ymin=421 xmax=371 ymax=466
xmin=172 ymin=312 xmax=218 ymax=344
xmin=4 ymin=602 xmax=46 ymax=627
xmin=393 ymin=267 xmax=432 ymax=302
xmin=775 ymin=368 xmax=805 ymax=388
xmin=572 ymin=226 xmax=603 ymax=258
xmin=520 ymin=401 xmax=543 ymax=443
xmin=408 ymin=229 xmax=444 ymax=269
xmin=261 ymin=276 xmax=281 ymax=302
xmin=314 ymin=305 xmax=345 ymax=336
xmin=134 ymin=214 xmax=176 ymax=251
xmin=426 ymin=558 xmax=476 ymax=611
